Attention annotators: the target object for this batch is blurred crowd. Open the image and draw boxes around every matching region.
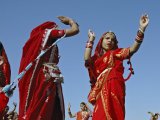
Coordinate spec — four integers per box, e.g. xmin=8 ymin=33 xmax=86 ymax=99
xmin=1 ymin=102 xmax=18 ymax=120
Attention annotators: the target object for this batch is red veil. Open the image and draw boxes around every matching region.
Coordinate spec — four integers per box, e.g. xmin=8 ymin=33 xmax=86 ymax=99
xmin=19 ymin=21 xmax=57 ymax=72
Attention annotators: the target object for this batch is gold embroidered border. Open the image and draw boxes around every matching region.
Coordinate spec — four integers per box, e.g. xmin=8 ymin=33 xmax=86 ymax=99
xmin=101 ymin=88 xmax=112 ymax=120
xmin=95 ymin=68 xmax=111 ymax=100
xmin=111 ymin=92 xmax=121 ymax=105
xmin=115 ymin=48 xmax=130 ymax=59
xmin=108 ymin=51 xmax=114 ymax=68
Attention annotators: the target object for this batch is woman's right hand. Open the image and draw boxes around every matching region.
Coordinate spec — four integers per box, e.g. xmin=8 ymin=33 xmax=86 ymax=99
xmin=88 ymin=29 xmax=95 ymax=41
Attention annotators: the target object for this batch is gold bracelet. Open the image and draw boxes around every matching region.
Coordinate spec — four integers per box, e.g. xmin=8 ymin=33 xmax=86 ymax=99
xmin=86 ymin=43 xmax=93 ymax=49
xmin=139 ymin=28 xmax=144 ymax=34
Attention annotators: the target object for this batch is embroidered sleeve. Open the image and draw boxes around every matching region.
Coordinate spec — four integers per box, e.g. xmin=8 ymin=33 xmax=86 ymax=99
xmin=49 ymin=29 xmax=65 ymax=39
xmin=115 ymin=48 xmax=130 ymax=60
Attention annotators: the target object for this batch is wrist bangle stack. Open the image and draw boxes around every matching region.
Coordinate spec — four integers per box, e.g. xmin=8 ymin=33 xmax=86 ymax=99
xmin=135 ymin=30 xmax=144 ymax=44
xmin=86 ymin=40 xmax=94 ymax=49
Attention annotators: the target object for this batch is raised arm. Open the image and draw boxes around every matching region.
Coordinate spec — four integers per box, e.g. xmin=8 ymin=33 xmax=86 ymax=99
xmin=84 ymin=29 xmax=95 ymax=61
xmin=129 ymin=14 xmax=149 ymax=56
xmin=68 ymin=103 xmax=76 ymax=118
xmin=57 ymin=16 xmax=79 ymax=37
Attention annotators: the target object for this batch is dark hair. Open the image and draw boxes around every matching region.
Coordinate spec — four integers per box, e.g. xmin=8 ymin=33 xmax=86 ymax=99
xmin=80 ymin=102 xmax=86 ymax=106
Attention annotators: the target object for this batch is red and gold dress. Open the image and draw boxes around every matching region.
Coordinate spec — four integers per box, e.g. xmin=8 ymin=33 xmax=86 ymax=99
xmin=18 ymin=22 xmax=65 ymax=120
xmin=85 ymin=35 xmax=130 ymax=120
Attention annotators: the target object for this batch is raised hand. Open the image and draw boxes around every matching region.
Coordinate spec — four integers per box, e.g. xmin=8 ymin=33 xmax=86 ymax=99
xmin=139 ymin=14 xmax=149 ymax=32
xmin=88 ymin=29 xmax=95 ymax=41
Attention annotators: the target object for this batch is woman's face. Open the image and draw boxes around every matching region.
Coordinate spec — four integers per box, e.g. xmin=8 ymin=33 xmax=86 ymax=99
xmin=102 ymin=32 xmax=116 ymax=52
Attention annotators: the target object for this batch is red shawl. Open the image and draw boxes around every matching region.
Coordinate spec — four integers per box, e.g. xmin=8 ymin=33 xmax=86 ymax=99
xmin=18 ymin=21 xmax=64 ymax=119
xmin=19 ymin=21 xmax=57 ymax=72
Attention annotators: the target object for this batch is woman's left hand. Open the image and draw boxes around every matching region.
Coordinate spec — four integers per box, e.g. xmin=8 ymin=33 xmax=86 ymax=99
xmin=139 ymin=14 xmax=149 ymax=31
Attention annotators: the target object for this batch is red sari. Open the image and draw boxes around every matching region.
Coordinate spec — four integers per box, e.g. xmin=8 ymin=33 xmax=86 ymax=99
xmin=18 ymin=22 xmax=65 ymax=120
xmin=85 ymin=35 xmax=130 ymax=120
xmin=76 ymin=111 xmax=91 ymax=120
xmin=0 ymin=42 xmax=11 ymax=118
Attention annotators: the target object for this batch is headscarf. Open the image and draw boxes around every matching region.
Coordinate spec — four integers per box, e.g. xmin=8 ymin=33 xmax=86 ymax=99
xmin=19 ymin=21 xmax=57 ymax=73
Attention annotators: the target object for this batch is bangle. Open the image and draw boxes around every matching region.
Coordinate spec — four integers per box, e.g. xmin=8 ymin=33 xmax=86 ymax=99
xmin=87 ymin=40 xmax=94 ymax=44
xmin=139 ymin=27 xmax=144 ymax=34
xmin=86 ymin=41 xmax=94 ymax=49
xmin=135 ymin=39 xmax=142 ymax=44
xmin=135 ymin=30 xmax=144 ymax=43
xmin=135 ymin=35 xmax=143 ymax=41
xmin=137 ymin=30 xmax=144 ymax=38
xmin=86 ymin=43 xmax=93 ymax=48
